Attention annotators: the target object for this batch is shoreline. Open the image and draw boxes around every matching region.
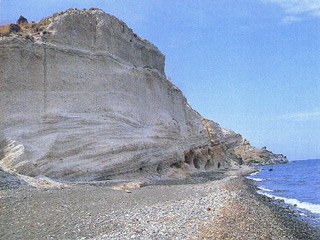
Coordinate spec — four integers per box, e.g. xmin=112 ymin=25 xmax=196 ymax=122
xmin=1 ymin=167 xmax=319 ymax=239
xmin=247 ymin=163 xmax=320 ymax=232
xmin=244 ymin=177 xmax=320 ymax=240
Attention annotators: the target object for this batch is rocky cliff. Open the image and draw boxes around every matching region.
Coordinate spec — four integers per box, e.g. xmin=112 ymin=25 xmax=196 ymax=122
xmin=233 ymin=144 xmax=288 ymax=166
xmin=201 ymin=118 xmax=288 ymax=166
xmin=0 ymin=8 xmax=287 ymax=182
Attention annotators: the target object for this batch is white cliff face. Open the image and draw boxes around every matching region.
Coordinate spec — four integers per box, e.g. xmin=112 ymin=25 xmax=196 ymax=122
xmin=0 ymin=9 xmax=211 ymax=181
xmin=47 ymin=9 xmax=165 ymax=75
xmin=0 ymin=8 xmax=287 ymax=182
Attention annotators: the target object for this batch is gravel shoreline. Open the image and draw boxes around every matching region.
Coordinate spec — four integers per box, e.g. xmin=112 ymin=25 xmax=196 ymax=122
xmin=1 ymin=167 xmax=319 ymax=239
xmin=245 ymin=177 xmax=320 ymax=240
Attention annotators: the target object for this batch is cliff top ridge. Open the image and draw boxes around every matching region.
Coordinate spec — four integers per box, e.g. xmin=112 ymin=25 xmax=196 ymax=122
xmin=0 ymin=8 xmax=165 ymax=75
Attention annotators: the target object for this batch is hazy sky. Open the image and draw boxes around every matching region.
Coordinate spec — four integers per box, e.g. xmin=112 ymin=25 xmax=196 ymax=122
xmin=1 ymin=0 xmax=319 ymax=160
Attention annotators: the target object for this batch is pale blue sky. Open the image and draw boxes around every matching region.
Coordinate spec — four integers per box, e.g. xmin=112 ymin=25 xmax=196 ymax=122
xmin=1 ymin=0 xmax=319 ymax=160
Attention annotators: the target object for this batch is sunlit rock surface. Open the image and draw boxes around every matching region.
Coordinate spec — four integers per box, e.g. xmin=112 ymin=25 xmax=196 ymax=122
xmin=0 ymin=8 xmax=287 ymax=182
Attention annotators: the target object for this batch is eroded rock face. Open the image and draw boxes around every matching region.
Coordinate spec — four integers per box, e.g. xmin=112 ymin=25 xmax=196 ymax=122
xmin=233 ymin=145 xmax=288 ymax=165
xmin=0 ymin=8 xmax=211 ymax=181
xmin=183 ymin=144 xmax=227 ymax=171
xmin=0 ymin=8 xmax=287 ymax=181
xmin=201 ymin=118 xmax=243 ymax=148
xmin=201 ymin=118 xmax=288 ymax=166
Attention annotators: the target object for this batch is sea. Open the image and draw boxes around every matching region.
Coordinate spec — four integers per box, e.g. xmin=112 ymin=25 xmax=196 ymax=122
xmin=246 ymin=159 xmax=320 ymax=229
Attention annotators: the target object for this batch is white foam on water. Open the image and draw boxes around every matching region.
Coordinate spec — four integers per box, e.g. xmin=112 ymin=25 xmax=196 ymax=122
xmin=258 ymin=186 xmax=274 ymax=192
xmin=249 ymin=171 xmax=259 ymax=176
xmin=258 ymin=191 xmax=320 ymax=215
xmin=246 ymin=177 xmax=265 ymax=182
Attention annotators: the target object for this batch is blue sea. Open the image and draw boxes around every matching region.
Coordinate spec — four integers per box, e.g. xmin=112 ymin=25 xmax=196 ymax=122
xmin=247 ymin=159 xmax=320 ymax=228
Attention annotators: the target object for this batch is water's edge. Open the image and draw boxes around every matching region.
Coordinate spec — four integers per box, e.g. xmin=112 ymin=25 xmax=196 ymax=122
xmin=245 ymin=172 xmax=320 ymax=238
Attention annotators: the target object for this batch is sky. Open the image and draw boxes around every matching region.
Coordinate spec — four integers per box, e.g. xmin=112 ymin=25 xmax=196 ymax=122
xmin=0 ymin=0 xmax=319 ymax=160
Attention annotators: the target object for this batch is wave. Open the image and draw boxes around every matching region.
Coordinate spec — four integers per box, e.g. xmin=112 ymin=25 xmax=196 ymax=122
xmin=249 ymin=171 xmax=259 ymax=176
xmin=258 ymin=186 xmax=274 ymax=192
xmin=246 ymin=177 xmax=266 ymax=182
xmin=258 ymin=191 xmax=320 ymax=215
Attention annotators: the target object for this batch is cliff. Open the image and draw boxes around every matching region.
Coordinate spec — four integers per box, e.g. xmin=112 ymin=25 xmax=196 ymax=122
xmin=201 ymin=118 xmax=288 ymax=166
xmin=233 ymin=145 xmax=288 ymax=165
xmin=0 ymin=8 xmax=287 ymax=182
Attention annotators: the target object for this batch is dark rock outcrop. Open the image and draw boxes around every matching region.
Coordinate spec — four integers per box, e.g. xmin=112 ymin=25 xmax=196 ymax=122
xmin=17 ymin=15 xmax=28 ymax=25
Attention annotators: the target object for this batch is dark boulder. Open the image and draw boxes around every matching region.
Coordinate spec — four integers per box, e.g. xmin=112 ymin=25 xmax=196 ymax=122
xmin=9 ymin=24 xmax=21 ymax=33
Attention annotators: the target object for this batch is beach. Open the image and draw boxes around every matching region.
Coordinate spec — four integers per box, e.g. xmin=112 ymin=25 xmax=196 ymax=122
xmin=1 ymin=167 xmax=319 ymax=240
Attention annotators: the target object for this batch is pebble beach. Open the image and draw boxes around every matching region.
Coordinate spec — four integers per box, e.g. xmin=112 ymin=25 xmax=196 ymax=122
xmin=1 ymin=167 xmax=319 ymax=240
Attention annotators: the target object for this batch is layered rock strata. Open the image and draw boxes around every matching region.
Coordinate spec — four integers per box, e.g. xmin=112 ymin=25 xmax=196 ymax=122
xmin=0 ymin=8 xmax=286 ymax=182
xmin=202 ymin=118 xmax=288 ymax=166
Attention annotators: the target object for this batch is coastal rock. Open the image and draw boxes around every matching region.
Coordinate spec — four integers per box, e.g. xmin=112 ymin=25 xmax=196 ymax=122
xmin=201 ymin=118 xmax=243 ymax=149
xmin=233 ymin=144 xmax=288 ymax=165
xmin=0 ymin=8 xmax=286 ymax=182
xmin=201 ymin=118 xmax=244 ymax=166
xmin=17 ymin=15 xmax=28 ymax=25
xmin=0 ymin=8 xmax=213 ymax=181
xmin=202 ymin=118 xmax=288 ymax=166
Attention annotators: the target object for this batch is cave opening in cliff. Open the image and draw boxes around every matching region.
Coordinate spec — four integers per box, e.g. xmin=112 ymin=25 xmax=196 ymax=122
xmin=156 ymin=164 xmax=162 ymax=173
xmin=193 ymin=158 xmax=201 ymax=169
xmin=184 ymin=155 xmax=192 ymax=164
xmin=218 ymin=162 xmax=221 ymax=168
